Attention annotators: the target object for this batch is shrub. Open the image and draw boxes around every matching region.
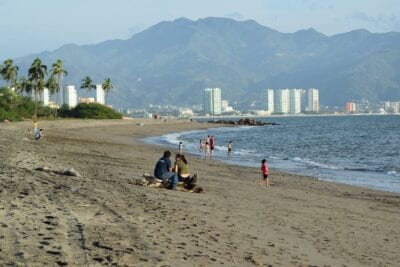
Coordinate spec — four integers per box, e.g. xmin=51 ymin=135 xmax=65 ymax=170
xmin=60 ymin=103 xmax=122 ymax=119
xmin=0 ymin=87 xmax=52 ymax=121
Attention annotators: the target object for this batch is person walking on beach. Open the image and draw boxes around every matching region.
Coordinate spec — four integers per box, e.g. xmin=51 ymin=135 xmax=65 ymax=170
xmin=227 ymin=141 xmax=233 ymax=157
xmin=178 ymin=142 xmax=183 ymax=154
xmin=154 ymin=151 xmax=179 ymax=190
xmin=260 ymin=159 xmax=270 ymax=187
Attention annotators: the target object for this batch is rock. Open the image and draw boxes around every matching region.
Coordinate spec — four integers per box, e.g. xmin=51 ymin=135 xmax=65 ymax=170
xmin=193 ymin=187 xmax=204 ymax=193
xmin=60 ymin=168 xmax=80 ymax=177
xmin=207 ymin=118 xmax=278 ymax=126
xmin=35 ymin=166 xmax=50 ymax=172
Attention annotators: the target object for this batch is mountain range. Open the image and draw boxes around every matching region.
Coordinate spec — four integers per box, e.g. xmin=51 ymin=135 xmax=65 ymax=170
xmin=13 ymin=17 xmax=400 ymax=109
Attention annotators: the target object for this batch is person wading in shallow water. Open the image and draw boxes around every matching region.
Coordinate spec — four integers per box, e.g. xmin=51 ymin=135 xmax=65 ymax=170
xmin=227 ymin=141 xmax=233 ymax=157
xmin=210 ymin=136 xmax=215 ymax=157
xmin=178 ymin=142 xmax=183 ymax=154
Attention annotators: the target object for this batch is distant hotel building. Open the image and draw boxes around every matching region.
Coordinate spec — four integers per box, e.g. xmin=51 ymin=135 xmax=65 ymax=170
xmin=346 ymin=102 xmax=357 ymax=113
xmin=307 ymin=88 xmax=319 ymax=112
xmin=96 ymin=84 xmax=105 ymax=105
xmin=63 ymin=85 xmax=78 ymax=108
xmin=289 ymin=89 xmax=301 ymax=114
xmin=265 ymin=88 xmax=319 ymax=114
xmin=30 ymin=88 xmax=49 ymax=106
xmin=265 ymin=89 xmax=274 ymax=113
xmin=203 ymin=88 xmax=222 ymax=115
xmin=274 ymin=89 xmax=290 ymax=113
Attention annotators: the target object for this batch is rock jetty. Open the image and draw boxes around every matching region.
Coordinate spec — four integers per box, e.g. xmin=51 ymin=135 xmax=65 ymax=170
xmin=207 ymin=118 xmax=278 ymax=126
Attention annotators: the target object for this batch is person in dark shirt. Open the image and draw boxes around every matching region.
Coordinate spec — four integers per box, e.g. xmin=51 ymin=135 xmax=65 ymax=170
xmin=153 ymin=151 xmax=179 ymax=189
xmin=35 ymin=128 xmax=44 ymax=140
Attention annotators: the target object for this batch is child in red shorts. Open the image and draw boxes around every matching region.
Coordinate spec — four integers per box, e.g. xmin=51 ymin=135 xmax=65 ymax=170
xmin=260 ymin=159 xmax=270 ymax=187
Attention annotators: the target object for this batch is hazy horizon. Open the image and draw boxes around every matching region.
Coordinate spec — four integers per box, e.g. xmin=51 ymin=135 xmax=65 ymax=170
xmin=1 ymin=0 xmax=400 ymax=59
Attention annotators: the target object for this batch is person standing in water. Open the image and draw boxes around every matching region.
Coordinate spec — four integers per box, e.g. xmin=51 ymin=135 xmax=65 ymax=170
xmin=227 ymin=141 xmax=233 ymax=157
xmin=178 ymin=142 xmax=183 ymax=154
xmin=210 ymin=136 xmax=215 ymax=157
xmin=199 ymin=139 xmax=204 ymax=154
xmin=205 ymin=141 xmax=211 ymax=159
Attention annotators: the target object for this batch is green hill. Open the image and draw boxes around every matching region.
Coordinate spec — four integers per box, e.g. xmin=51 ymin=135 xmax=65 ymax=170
xmin=12 ymin=17 xmax=400 ymax=109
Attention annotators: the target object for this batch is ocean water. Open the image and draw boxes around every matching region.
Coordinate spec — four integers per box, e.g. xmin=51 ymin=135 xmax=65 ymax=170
xmin=143 ymin=115 xmax=400 ymax=193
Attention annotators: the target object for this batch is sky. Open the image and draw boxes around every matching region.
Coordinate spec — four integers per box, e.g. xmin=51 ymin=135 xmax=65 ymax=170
xmin=1 ymin=0 xmax=400 ymax=59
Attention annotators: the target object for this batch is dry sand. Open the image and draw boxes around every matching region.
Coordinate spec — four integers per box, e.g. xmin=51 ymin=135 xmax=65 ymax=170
xmin=0 ymin=118 xmax=399 ymax=266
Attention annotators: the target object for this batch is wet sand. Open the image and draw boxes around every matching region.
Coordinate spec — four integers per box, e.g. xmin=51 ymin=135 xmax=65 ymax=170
xmin=0 ymin=119 xmax=399 ymax=266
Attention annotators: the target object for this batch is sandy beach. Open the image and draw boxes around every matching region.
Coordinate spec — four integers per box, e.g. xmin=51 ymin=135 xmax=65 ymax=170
xmin=0 ymin=118 xmax=399 ymax=266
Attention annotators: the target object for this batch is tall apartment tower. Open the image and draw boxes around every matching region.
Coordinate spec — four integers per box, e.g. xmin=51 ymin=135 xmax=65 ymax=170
xmin=31 ymin=88 xmax=49 ymax=106
xmin=265 ymin=89 xmax=274 ymax=113
xmin=289 ymin=89 xmax=301 ymax=114
xmin=96 ymin=84 xmax=105 ymax=105
xmin=274 ymin=89 xmax=290 ymax=113
xmin=203 ymin=88 xmax=222 ymax=115
xmin=300 ymin=89 xmax=307 ymax=112
xmin=307 ymin=88 xmax=319 ymax=112
xmin=63 ymin=85 xmax=78 ymax=109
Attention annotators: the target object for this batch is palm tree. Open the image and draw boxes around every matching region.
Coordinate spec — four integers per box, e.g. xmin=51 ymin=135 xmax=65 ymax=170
xmin=50 ymin=59 xmax=68 ymax=112
xmin=0 ymin=59 xmax=19 ymax=89
xmin=80 ymin=76 xmax=95 ymax=98
xmin=17 ymin=76 xmax=32 ymax=94
xmin=46 ymin=76 xmax=58 ymax=119
xmin=28 ymin=58 xmax=48 ymax=119
xmin=101 ymin=78 xmax=113 ymax=105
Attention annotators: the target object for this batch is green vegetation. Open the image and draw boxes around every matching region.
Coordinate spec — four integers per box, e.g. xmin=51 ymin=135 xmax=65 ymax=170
xmin=102 ymin=78 xmax=113 ymax=105
xmin=1 ymin=57 xmax=116 ymax=121
xmin=80 ymin=76 xmax=96 ymax=97
xmin=59 ymin=103 xmax=122 ymax=119
xmin=0 ymin=87 xmax=51 ymax=121
xmin=50 ymin=59 xmax=68 ymax=118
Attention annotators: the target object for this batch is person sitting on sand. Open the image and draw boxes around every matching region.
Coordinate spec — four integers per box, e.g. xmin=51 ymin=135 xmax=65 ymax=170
xmin=35 ymin=128 xmax=44 ymax=141
xmin=154 ymin=151 xmax=179 ymax=190
xmin=174 ymin=154 xmax=197 ymax=189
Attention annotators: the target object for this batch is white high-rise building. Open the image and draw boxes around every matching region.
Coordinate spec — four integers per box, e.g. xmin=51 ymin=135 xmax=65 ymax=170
xmin=307 ymin=88 xmax=319 ymax=112
xmin=265 ymin=89 xmax=274 ymax=113
xmin=40 ymin=88 xmax=50 ymax=106
xmin=289 ymin=89 xmax=301 ymax=114
xmin=203 ymin=88 xmax=222 ymax=115
xmin=274 ymin=89 xmax=290 ymax=113
xmin=31 ymin=88 xmax=50 ymax=106
xmin=63 ymin=85 xmax=78 ymax=109
xmin=96 ymin=84 xmax=105 ymax=105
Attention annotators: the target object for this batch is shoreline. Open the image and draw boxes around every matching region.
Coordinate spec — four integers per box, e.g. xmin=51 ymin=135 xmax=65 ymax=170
xmin=1 ymin=119 xmax=399 ymax=266
xmin=192 ymin=112 xmax=400 ymax=120
xmin=142 ymin=125 xmax=400 ymax=195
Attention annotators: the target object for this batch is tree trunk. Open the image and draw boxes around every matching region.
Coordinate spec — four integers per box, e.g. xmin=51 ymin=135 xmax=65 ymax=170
xmin=34 ymin=90 xmax=38 ymax=119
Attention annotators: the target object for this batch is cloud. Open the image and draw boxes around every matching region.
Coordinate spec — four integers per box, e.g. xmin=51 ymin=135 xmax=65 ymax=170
xmin=224 ymin=12 xmax=245 ymax=21
xmin=348 ymin=11 xmax=399 ymax=31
